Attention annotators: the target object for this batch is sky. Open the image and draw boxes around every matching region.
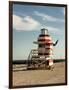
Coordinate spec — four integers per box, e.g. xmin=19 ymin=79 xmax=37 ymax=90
xmin=13 ymin=3 xmax=65 ymax=60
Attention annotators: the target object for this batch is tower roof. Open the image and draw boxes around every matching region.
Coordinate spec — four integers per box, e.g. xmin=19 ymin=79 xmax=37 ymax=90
xmin=41 ymin=28 xmax=48 ymax=35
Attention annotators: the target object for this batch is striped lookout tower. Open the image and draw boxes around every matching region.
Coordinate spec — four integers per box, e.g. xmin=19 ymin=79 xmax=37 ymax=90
xmin=38 ymin=28 xmax=53 ymax=68
xmin=27 ymin=28 xmax=58 ymax=70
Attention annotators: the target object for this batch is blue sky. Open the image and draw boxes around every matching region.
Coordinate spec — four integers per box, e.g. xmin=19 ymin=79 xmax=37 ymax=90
xmin=13 ymin=4 xmax=65 ymax=60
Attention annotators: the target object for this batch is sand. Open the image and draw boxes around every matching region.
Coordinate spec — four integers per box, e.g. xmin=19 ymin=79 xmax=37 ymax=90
xmin=12 ymin=62 xmax=65 ymax=86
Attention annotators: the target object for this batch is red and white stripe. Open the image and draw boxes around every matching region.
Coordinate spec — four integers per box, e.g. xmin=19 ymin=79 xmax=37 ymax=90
xmin=38 ymin=36 xmax=52 ymax=40
xmin=38 ymin=34 xmax=53 ymax=61
xmin=37 ymin=41 xmax=53 ymax=44
xmin=45 ymin=45 xmax=53 ymax=49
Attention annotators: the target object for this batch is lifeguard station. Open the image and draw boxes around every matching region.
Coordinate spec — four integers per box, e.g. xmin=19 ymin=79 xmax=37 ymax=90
xmin=27 ymin=28 xmax=58 ymax=70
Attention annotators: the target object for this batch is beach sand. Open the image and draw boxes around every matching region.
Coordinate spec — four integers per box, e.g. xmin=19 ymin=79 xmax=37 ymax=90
xmin=12 ymin=62 xmax=65 ymax=86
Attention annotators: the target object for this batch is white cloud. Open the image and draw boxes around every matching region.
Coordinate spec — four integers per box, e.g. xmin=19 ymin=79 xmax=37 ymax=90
xmin=13 ymin=14 xmax=61 ymax=35
xmin=13 ymin=14 xmax=40 ymax=31
xmin=34 ymin=11 xmax=64 ymax=22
